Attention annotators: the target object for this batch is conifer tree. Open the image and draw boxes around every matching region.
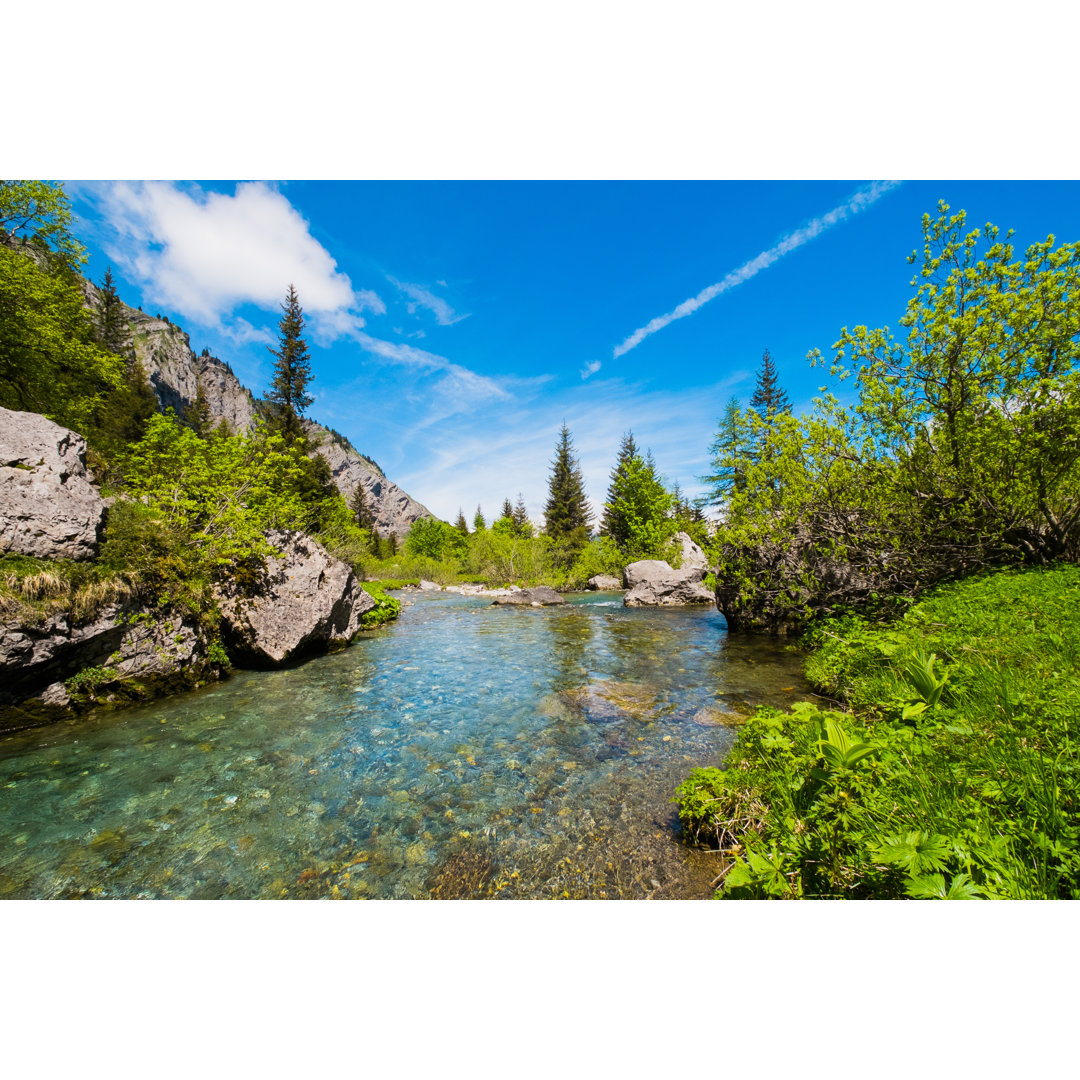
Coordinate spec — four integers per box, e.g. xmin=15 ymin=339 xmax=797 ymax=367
xmin=455 ymin=507 xmax=470 ymax=536
xmin=183 ymin=376 xmax=214 ymax=438
xmin=543 ymin=424 xmax=592 ymax=541
xmin=350 ymin=483 xmax=372 ymax=530
xmin=749 ymin=348 xmax=790 ymax=421
xmin=501 ymin=497 xmax=514 ymax=521
xmin=600 ymin=431 xmax=639 ymax=539
xmin=97 ymin=267 xmax=130 ymax=358
xmin=512 ymin=493 xmax=532 ymax=538
xmin=473 ymin=505 xmax=486 ymax=532
xmin=267 ymin=284 xmax=313 ymax=442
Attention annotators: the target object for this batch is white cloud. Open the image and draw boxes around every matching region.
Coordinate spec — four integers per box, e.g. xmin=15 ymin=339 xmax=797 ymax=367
xmin=95 ymin=180 xmax=384 ymax=337
xmin=581 ymin=359 xmax=602 ymax=379
xmin=613 ymin=180 xmax=902 ymax=359
xmin=389 ymin=276 xmax=470 ymax=326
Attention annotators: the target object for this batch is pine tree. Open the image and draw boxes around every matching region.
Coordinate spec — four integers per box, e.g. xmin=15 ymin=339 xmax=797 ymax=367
xmin=350 ymin=483 xmax=372 ymax=530
xmin=473 ymin=505 xmax=486 ymax=532
xmin=501 ymin=497 xmax=514 ymax=521
xmin=267 ymin=284 xmax=313 ymax=442
xmin=543 ymin=423 xmax=592 ymax=541
xmin=512 ymin=493 xmax=533 ymax=538
xmin=183 ymin=376 xmax=213 ymax=438
xmin=600 ymin=431 xmax=639 ymax=539
xmin=601 ymin=437 xmax=673 ymax=554
xmin=703 ymin=396 xmax=750 ymax=504
xmin=97 ymin=267 xmax=130 ymax=358
xmin=749 ymin=348 xmax=790 ymax=421
xmin=455 ymin=507 xmax=470 ymax=536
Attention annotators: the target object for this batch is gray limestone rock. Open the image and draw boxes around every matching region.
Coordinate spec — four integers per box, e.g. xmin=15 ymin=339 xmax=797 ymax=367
xmin=215 ymin=530 xmax=376 ymax=666
xmin=490 ymin=586 xmax=565 ymax=606
xmin=586 ymin=574 xmax=623 ymax=591
xmin=0 ymin=406 xmax=108 ymax=561
xmin=622 ymin=559 xmax=714 ymax=607
xmin=672 ymin=531 xmax=709 ymax=572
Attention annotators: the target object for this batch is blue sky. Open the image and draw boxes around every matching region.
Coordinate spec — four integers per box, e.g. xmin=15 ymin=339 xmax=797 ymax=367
xmin=68 ymin=180 xmax=1080 ymax=524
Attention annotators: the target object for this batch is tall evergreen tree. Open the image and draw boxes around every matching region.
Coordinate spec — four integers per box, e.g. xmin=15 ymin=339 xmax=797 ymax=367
xmin=267 ymin=284 xmax=313 ymax=442
xmin=501 ymin=497 xmax=514 ymax=521
xmin=543 ymin=423 xmax=592 ymax=540
xmin=703 ymin=396 xmax=750 ymax=504
xmin=97 ymin=267 xmax=130 ymax=358
xmin=350 ymin=482 xmax=372 ymax=530
xmin=455 ymin=507 xmax=470 ymax=536
xmin=512 ymin=493 xmax=532 ymax=537
xmin=183 ymin=376 xmax=214 ymax=438
xmin=600 ymin=431 xmax=639 ymax=539
xmin=749 ymin=348 xmax=790 ymax=421
xmin=473 ymin=505 xmax=486 ymax=532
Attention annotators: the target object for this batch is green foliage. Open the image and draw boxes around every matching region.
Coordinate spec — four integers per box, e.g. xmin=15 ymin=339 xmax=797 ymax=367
xmin=677 ymin=565 xmax=1080 ymax=899
xmin=356 ymin=581 xmax=402 ymax=628
xmin=601 ymin=438 xmax=677 ymax=559
xmin=65 ymin=664 xmax=119 ymax=695
xmin=710 ymin=203 xmax=1080 ymax=632
xmin=749 ymin=347 xmax=790 ymax=422
xmin=0 ymin=180 xmax=86 ymax=267
xmin=405 ymin=517 xmax=467 ymax=561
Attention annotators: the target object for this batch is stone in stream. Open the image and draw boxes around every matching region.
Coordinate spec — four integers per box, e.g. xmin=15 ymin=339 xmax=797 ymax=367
xmin=490 ymin=586 xmax=565 ymax=606
xmin=672 ymin=531 xmax=709 ymax=572
xmin=586 ymin=574 xmax=623 ymax=590
xmin=0 ymin=406 xmax=108 ymax=561
xmin=622 ymin=560 xmax=713 ymax=607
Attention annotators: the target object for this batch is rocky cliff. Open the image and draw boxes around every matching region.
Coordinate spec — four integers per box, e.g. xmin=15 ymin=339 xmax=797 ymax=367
xmin=81 ymin=279 xmax=433 ymax=538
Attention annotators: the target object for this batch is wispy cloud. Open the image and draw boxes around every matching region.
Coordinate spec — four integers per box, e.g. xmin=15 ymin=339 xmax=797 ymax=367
xmin=580 ymin=359 xmax=602 ymax=379
xmin=612 ymin=180 xmax=902 ymax=360
xmin=389 ymin=277 xmax=470 ymax=326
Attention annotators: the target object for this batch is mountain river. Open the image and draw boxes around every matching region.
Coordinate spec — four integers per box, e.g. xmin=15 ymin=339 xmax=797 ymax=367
xmin=0 ymin=591 xmax=809 ymax=899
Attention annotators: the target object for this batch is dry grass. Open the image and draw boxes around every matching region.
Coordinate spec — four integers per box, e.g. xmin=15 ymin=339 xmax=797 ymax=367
xmin=0 ymin=558 xmax=135 ymax=624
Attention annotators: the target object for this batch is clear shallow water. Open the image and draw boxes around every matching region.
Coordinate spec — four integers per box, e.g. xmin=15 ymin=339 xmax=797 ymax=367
xmin=0 ymin=592 xmax=808 ymax=899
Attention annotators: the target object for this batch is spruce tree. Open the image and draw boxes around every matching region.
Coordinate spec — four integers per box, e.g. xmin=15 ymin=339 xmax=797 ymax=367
xmin=184 ymin=376 xmax=213 ymax=438
xmin=455 ymin=507 xmax=470 ymax=536
xmin=543 ymin=423 xmax=592 ymax=541
xmin=97 ymin=267 xmax=129 ymax=358
xmin=350 ymin=483 xmax=372 ymax=530
xmin=512 ymin=493 xmax=532 ymax=538
xmin=267 ymin=284 xmax=313 ymax=442
xmin=703 ymin=396 xmax=750 ymax=504
xmin=473 ymin=505 xmax=486 ymax=532
xmin=749 ymin=348 xmax=790 ymax=421
xmin=501 ymin=497 xmax=514 ymax=521
xmin=600 ymin=431 xmax=639 ymax=540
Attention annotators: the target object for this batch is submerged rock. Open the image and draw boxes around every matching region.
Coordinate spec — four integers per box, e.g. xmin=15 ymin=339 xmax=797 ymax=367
xmin=622 ymin=560 xmax=713 ymax=607
xmin=586 ymin=574 xmax=623 ymax=591
xmin=215 ymin=530 xmax=376 ymax=666
xmin=0 ymin=406 xmax=108 ymax=561
xmin=559 ymin=680 xmax=661 ymax=721
xmin=490 ymin=586 xmax=565 ymax=606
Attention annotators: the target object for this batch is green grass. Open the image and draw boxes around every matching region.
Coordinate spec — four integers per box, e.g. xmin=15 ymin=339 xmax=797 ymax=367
xmin=674 ymin=564 xmax=1080 ymax=899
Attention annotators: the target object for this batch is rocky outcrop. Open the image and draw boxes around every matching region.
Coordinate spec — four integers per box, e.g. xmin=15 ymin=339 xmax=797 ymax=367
xmin=305 ymin=421 xmax=433 ymax=539
xmin=79 ymin=279 xmax=433 ymax=538
xmin=490 ymin=586 xmax=565 ymax=606
xmin=0 ymin=407 xmax=108 ymax=561
xmin=622 ymin=560 xmax=714 ymax=607
xmin=672 ymin=532 xmax=708 ymax=572
xmin=214 ymin=530 xmax=375 ymax=666
xmin=0 ymin=602 xmax=221 ymax=734
xmin=587 ymin=574 xmax=623 ymax=590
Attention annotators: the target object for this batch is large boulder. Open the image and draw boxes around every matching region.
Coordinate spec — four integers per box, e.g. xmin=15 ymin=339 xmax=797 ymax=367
xmin=672 ymin=532 xmax=708 ymax=572
xmin=622 ymin=559 xmax=713 ymax=607
xmin=215 ymin=531 xmax=375 ymax=665
xmin=0 ymin=601 xmax=219 ymax=734
xmin=491 ymin=586 xmax=565 ymax=606
xmin=0 ymin=407 xmax=108 ymax=561
xmin=587 ymin=574 xmax=623 ymax=591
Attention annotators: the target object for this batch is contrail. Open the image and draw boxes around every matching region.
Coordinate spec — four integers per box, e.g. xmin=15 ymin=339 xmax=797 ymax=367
xmin=610 ymin=180 xmax=902 ymax=362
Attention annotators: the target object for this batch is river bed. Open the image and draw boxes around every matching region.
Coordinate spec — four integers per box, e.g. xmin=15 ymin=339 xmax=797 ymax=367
xmin=0 ymin=591 xmax=809 ymax=899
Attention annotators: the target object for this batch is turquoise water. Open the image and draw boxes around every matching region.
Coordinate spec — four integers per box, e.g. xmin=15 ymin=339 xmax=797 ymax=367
xmin=0 ymin=592 xmax=808 ymax=899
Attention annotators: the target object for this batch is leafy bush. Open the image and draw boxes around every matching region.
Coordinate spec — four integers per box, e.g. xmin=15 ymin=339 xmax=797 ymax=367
xmin=676 ymin=565 xmax=1080 ymax=899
